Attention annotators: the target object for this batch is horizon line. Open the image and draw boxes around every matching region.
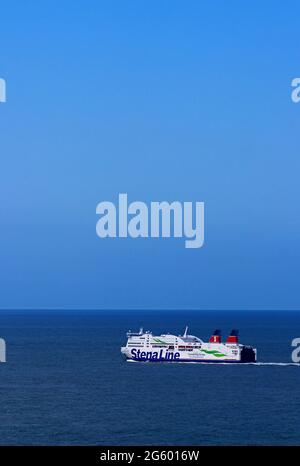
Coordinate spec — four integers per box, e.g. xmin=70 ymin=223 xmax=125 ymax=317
xmin=0 ymin=308 xmax=299 ymax=312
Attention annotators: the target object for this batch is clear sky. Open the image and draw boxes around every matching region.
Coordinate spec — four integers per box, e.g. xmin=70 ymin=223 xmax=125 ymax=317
xmin=0 ymin=1 xmax=299 ymax=310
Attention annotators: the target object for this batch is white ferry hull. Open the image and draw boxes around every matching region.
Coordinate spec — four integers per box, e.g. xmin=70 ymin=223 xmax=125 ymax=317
xmin=121 ymin=346 xmax=256 ymax=364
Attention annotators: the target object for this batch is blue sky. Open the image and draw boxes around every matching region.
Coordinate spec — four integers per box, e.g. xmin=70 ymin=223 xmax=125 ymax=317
xmin=0 ymin=1 xmax=299 ymax=310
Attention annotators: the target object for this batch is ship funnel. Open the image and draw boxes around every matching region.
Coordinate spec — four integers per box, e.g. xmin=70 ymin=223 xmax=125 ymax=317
xmin=226 ymin=329 xmax=239 ymax=344
xmin=183 ymin=326 xmax=188 ymax=337
xmin=209 ymin=329 xmax=221 ymax=343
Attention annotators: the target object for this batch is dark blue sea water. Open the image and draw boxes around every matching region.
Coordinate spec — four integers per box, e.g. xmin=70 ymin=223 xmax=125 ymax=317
xmin=0 ymin=311 xmax=299 ymax=445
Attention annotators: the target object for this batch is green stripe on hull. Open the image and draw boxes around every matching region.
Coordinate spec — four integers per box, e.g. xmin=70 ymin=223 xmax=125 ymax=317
xmin=200 ymin=349 xmax=227 ymax=358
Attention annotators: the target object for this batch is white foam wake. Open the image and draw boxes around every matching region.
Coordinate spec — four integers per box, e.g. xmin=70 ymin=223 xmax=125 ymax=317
xmin=247 ymin=362 xmax=300 ymax=366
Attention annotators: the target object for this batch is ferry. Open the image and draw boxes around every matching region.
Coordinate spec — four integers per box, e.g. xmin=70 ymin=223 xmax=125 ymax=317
xmin=121 ymin=327 xmax=257 ymax=363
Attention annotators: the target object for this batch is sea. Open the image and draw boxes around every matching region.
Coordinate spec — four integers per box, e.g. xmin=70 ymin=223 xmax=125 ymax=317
xmin=0 ymin=310 xmax=299 ymax=446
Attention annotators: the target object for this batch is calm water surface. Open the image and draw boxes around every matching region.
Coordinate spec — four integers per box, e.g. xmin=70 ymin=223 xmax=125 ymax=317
xmin=0 ymin=311 xmax=299 ymax=445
